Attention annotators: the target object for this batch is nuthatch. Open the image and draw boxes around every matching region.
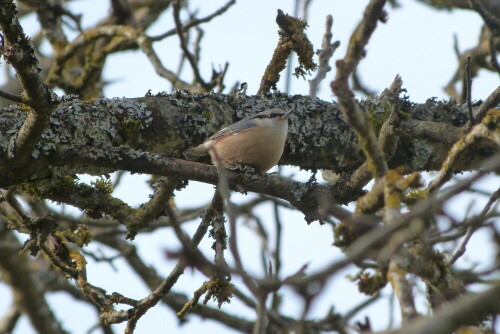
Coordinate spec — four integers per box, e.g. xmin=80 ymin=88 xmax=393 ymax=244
xmin=184 ymin=109 xmax=291 ymax=172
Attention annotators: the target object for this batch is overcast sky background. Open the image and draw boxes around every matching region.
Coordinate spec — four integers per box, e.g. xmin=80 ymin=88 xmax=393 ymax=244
xmin=1 ymin=0 xmax=499 ymax=333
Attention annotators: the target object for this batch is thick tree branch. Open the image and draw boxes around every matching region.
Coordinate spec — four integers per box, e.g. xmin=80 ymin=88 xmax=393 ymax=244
xmin=54 ymin=145 xmax=348 ymax=223
xmin=0 ymin=94 xmax=496 ymax=187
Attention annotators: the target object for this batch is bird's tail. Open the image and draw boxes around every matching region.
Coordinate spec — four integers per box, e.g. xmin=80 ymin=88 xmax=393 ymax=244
xmin=183 ymin=145 xmax=208 ymax=160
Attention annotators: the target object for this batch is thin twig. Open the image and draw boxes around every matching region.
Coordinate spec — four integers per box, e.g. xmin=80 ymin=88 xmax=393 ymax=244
xmin=284 ymin=0 xmax=301 ymax=94
xmin=60 ymin=7 xmax=84 ymax=33
xmin=254 ymin=294 xmax=270 ymax=334
xmin=0 ymin=89 xmax=24 ymax=104
xmin=211 ymin=190 xmax=231 ymax=279
xmin=135 ymin=33 xmax=193 ymax=91
xmin=474 ymin=85 xmax=500 ymax=123
xmin=380 ymin=282 xmax=500 ymax=334
xmin=309 ymin=15 xmax=340 ymax=98
xmin=124 ymin=197 xmax=218 ymax=331
xmin=453 ymin=34 xmax=461 ymax=59
xmin=384 ymin=170 xmax=419 ymax=322
xmin=465 ymin=55 xmax=474 ymax=128
xmin=270 ymin=199 xmax=283 ymax=311
xmin=287 ymin=158 xmax=499 ymax=289
xmin=150 ymin=0 xmax=235 ymax=41
xmin=345 ymin=293 xmax=380 ymax=320
xmin=488 ymin=33 xmax=500 ymax=74
xmin=467 ymin=0 xmax=500 ymax=74
xmin=173 ymin=0 xmax=210 ymax=90
xmin=468 ymin=0 xmax=500 ymax=32
xmin=427 ymin=121 xmax=498 ymax=193
xmin=283 ymin=0 xmax=314 ymax=94
xmin=331 ymin=0 xmax=389 ymax=179
xmin=209 ymin=147 xmax=257 ymax=292
xmin=447 ymin=187 xmax=500 ymax=265
xmin=352 ymin=69 xmax=376 ymax=96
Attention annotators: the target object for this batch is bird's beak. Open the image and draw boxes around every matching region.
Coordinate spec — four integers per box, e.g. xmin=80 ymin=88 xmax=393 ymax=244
xmin=284 ymin=110 xmax=292 ymax=117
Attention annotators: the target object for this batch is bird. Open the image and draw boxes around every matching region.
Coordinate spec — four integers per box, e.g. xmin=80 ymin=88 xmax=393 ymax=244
xmin=183 ymin=109 xmax=291 ymax=173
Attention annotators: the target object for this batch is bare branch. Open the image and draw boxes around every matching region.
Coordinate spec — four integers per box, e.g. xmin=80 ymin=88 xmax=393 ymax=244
xmin=288 ymin=158 xmax=499 ymax=290
xmin=173 ymin=0 xmax=210 ymax=91
xmin=0 ymin=89 xmax=25 ymax=104
xmin=345 ymin=76 xmax=403 ymax=191
xmin=384 ymin=170 xmax=420 ymax=321
xmin=0 ymin=225 xmax=66 ymax=334
xmin=123 ymin=196 xmax=218 ymax=332
xmin=150 ymin=0 xmax=236 ymax=41
xmin=53 ymin=144 xmax=358 ymax=223
xmin=465 ymin=56 xmax=474 ymax=127
xmin=0 ymin=303 xmax=21 ymax=334
xmin=331 ymin=0 xmax=388 ymax=179
xmin=474 ymin=85 xmax=500 ymax=123
xmin=0 ymin=1 xmax=57 ymax=164
xmin=428 ymin=110 xmax=500 ymax=193
xmin=447 ymin=186 xmax=500 ymax=264
xmin=110 ymin=0 xmax=135 ymax=26
xmin=309 ymin=15 xmax=340 ymax=98
xmin=468 ymin=0 xmax=500 ymax=31
xmin=381 ymin=282 xmax=500 ymax=334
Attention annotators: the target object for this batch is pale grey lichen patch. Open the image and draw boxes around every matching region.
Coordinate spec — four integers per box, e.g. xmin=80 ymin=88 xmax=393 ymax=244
xmin=169 ymin=91 xmax=219 ymax=144
xmin=292 ymin=180 xmax=310 ymax=202
xmin=413 ymin=99 xmax=467 ymax=127
xmin=0 ymin=97 xmax=154 ymax=160
xmin=178 ymin=104 xmax=214 ymax=140
xmin=37 ymin=126 xmax=58 ymax=157
xmin=52 ymin=98 xmax=152 ymax=147
xmin=0 ymin=105 xmax=25 ymax=153
xmin=412 ymin=140 xmax=436 ymax=170
xmin=105 ymin=98 xmax=153 ymax=130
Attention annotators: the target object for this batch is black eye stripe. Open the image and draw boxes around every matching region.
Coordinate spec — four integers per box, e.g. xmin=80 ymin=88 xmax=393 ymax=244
xmin=253 ymin=112 xmax=284 ymax=119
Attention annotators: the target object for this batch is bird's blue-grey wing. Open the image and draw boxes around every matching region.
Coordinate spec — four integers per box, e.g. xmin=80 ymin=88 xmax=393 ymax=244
xmin=207 ymin=118 xmax=257 ymax=141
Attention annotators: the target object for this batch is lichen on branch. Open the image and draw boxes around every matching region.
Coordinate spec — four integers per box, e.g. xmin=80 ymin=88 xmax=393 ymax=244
xmin=257 ymin=9 xmax=317 ymax=94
